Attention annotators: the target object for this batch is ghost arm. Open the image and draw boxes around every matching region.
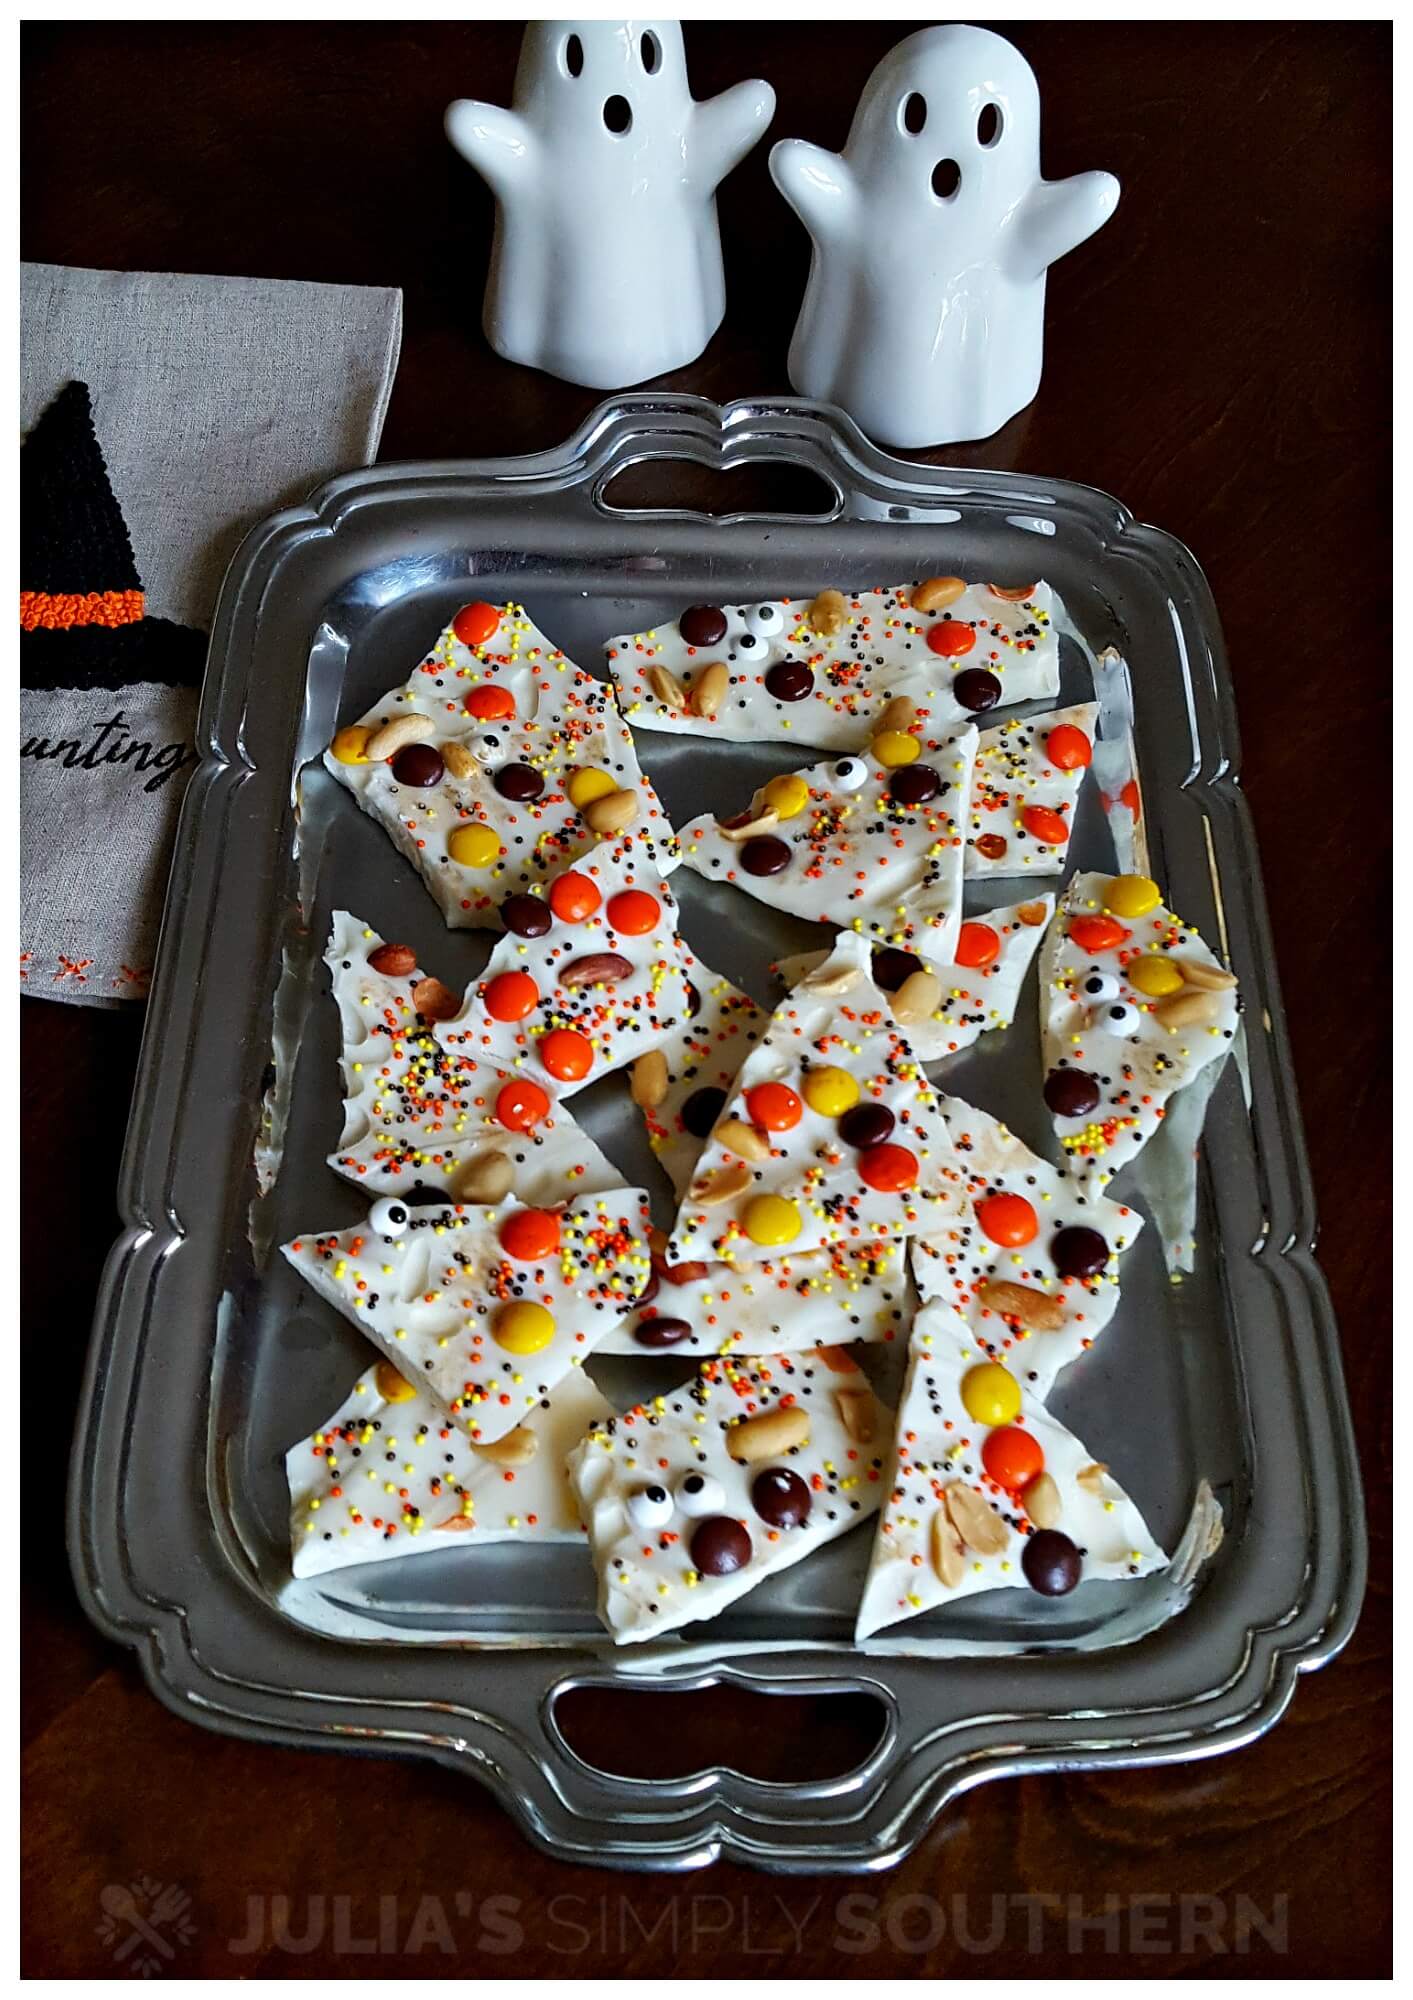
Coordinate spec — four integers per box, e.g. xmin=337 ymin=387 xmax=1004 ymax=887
xmin=444 ymin=98 xmax=536 ymax=200
xmin=768 ymin=139 xmax=857 ymax=247
xmin=692 ymin=79 xmax=776 ymax=189
xmin=1005 ymin=171 xmax=1120 ymax=282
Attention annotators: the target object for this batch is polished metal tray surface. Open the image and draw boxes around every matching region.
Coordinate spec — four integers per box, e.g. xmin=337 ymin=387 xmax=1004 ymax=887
xmin=69 ymin=396 xmax=1364 ymax=1872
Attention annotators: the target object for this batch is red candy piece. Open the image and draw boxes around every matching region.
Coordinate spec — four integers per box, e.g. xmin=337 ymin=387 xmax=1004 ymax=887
xmin=495 ymin=1079 xmax=550 ymax=1131
xmin=463 ymin=684 xmax=516 ymax=721
xmin=982 ymin=1425 xmax=1045 ymax=1491
xmin=606 ymin=889 xmax=660 ymax=936
xmin=858 ymin=1143 xmax=919 ymax=1193
xmin=1045 ymin=723 xmax=1092 ymax=771
xmin=745 ymin=1082 xmax=803 ymax=1132
xmin=499 ymin=1208 xmax=561 ymax=1261
xmin=452 ymin=601 xmax=501 ymax=648
xmin=955 ymin=921 xmax=1001 ymax=970
xmin=540 ymin=1028 xmax=593 ymax=1082
xmin=976 ymin=1192 xmax=1038 ymax=1247
xmin=1021 ymin=805 xmax=1070 ymax=846
xmin=484 ymin=970 xmax=539 ymax=1021
xmin=1068 ymin=914 xmax=1129 ymax=953
xmin=549 ymin=871 xmax=602 ymax=924
xmin=925 ymin=621 xmax=976 ymax=658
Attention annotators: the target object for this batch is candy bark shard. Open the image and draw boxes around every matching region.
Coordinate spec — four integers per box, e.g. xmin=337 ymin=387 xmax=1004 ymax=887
xmin=436 ymin=845 xmax=696 ymax=1096
xmin=1040 ymin=871 xmax=1241 ymax=1194
xmin=666 ymin=932 xmax=967 ymax=1268
xmin=324 ymin=910 xmax=621 ymax=1202
xmin=964 ymin=702 xmax=1099 ymax=880
xmin=605 ymin=581 xmax=1061 ymax=750
xmin=282 ymin=1189 xmax=652 ymax=1445
xmin=630 ymin=947 xmax=768 ymax=1199
xmin=678 ymin=723 xmax=978 ymax=965
xmin=567 ymin=1348 xmax=891 ymax=1643
xmin=855 ymin=1302 xmax=1166 ymax=1641
xmin=288 ymin=1364 xmax=610 ymax=1579
xmin=909 ymin=1094 xmax=1143 ymax=1400
xmin=773 ymin=895 xmax=1053 ymax=1064
xmin=325 ymin=599 xmax=677 ymax=930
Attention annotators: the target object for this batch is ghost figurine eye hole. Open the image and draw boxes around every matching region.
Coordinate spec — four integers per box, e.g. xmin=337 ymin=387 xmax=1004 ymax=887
xmin=640 ymin=30 xmax=661 ymax=74
xmin=899 ymin=91 xmax=927 ymax=135
xmin=603 ymin=94 xmax=633 ymax=135
xmin=931 ymin=158 xmax=962 ymax=201
xmin=977 ymin=102 xmax=1004 ymax=147
xmin=562 ymin=32 xmax=583 ymax=78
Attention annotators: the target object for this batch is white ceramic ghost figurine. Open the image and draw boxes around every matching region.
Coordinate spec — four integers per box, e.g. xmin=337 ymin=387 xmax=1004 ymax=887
xmin=770 ymin=25 xmax=1119 ymax=448
xmin=446 ymin=22 xmax=775 ymax=390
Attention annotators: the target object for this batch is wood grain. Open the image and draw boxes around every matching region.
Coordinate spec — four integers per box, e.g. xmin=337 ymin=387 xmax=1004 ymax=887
xmin=20 ymin=20 xmax=1390 ymax=1978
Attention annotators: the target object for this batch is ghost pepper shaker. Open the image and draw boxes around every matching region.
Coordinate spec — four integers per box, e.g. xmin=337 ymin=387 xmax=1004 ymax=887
xmin=446 ymin=21 xmax=775 ymax=391
xmin=770 ymin=24 xmax=1119 ymax=448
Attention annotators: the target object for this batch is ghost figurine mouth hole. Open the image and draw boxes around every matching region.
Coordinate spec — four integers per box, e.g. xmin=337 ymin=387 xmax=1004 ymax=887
xmin=931 ymin=157 xmax=961 ymax=200
xmin=603 ymin=94 xmax=633 ymax=135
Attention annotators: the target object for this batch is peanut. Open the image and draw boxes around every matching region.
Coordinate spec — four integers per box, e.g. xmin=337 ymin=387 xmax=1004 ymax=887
xmin=976 ymin=1280 xmax=1066 ymax=1331
xmin=1075 ymin=1462 xmax=1110 ymax=1495
xmin=471 ymin=1426 xmax=538 ymax=1466
xmin=943 ymin=1480 xmax=1009 ymax=1555
xmin=911 ymin=576 xmax=967 ymax=612
xmin=891 ymin=969 xmax=942 ymax=1024
xmin=690 ymin=1163 xmax=753 ymax=1207
xmin=368 ymin=942 xmax=417 ymax=977
xmin=931 ymin=1506 xmax=967 ymax=1587
xmin=647 ymin=664 xmax=688 ymax=711
xmin=987 ymin=582 xmax=1037 ymax=602
xmin=689 ymin=662 xmax=729 ymax=717
xmin=583 ymin=788 xmax=639 ymax=834
xmin=715 ymin=808 xmax=780 ymax=843
xmin=631 ymin=1049 xmax=669 ymax=1110
xmin=714 ymin=1118 xmax=772 ymax=1163
xmin=561 ymin=952 xmax=633 ymax=989
xmin=875 ymin=694 xmax=918 ymax=735
xmin=452 ymin=1150 xmax=515 ymax=1204
xmin=835 ymin=1387 xmax=876 ymax=1443
xmin=1154 ymin=989 xmax=1225 ymax=1031
xmin=1175 ymin=959 xmax=1238 ymax=992
xmin=411 ymin=976 xmax=460 ymax=1022
xmin=1022 ymin=1471 xmax=1062 ymax=1529
xmin=726 ymin=1405 xmax=810 ymax=1463
xmin=364 ymin=712 xmax=435 ymax=761
xmin=441 ymin=740 xmax=476 ymax=779
xmin=807 ymin=588 xmax=848 ymax=636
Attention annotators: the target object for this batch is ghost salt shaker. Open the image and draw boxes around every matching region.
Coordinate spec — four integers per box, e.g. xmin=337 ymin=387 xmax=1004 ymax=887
xmin=446 ymin=21 xmax=775 ymax=391
xmin=769 ymin=24 xmax=1119 ymax=448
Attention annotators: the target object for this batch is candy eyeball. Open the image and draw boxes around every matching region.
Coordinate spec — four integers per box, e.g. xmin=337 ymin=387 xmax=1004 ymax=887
xmin=1091 ymin=999 xmax=1141 ymax=1035
xmin=675 ymin=1470 xmax=725 ymax=1518
xmin=1078 ymin=968 xmax=1119 ymax=1003
xmin=369 ymin=1197 xmax=410 ymax=1236
xmin=734 ymin=630 xmax=768 ymax=664
xmin=626 ymin=1483 xmax=675 ymax=1531
xmin=831 ymin=757 xmax=868 ymax=792
xmin=744 ymin=602 xmax=785 ymax=638
xmin=471 ymin=731 xmax=504 ymax=766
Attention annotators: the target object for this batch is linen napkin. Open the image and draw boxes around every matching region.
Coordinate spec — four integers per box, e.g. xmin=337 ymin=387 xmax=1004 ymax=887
xmin=20 ymin=264 xmax=403 ymax=1006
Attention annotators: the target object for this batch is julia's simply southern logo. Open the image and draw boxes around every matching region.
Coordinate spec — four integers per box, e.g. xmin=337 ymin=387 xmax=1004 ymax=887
xmin=21 ymin=708 xmax=197 ymax=793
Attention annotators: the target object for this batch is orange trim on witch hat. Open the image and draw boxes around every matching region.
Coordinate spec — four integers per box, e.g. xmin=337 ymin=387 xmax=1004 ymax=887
xmin=20 ymin=588 xmax=145 ymax=632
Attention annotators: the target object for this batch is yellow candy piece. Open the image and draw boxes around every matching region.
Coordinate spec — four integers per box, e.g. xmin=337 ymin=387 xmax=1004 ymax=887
xmin=567 ymin=767 xmax=616 ymax=809
xmin=374 ymin=1359 xmax=417 ymax=1404
xmin=331 ymin=724 xmax=372 ymax=765
xmin=1104 ymin=874 xmax=1161 ymax=918
xmin=743 ymin=1194 xmax=802 ymax=1247
xmin=1127 ymin=954 xmax=1184 ymax=998
xmin=871 ymin=730 xmax=921 ymax=769
xmin=960 ymin=1361 xmax=1021 ymax=1428
xmin=448 ymin=823 xmax=502 ymax=868
xmin=493 ymin=1302 xmax=556 ymax=1355
xmin=803 ymin=1064 xmax=861 ymax=1118
xmin=762 ymin=773 xmax=810 ymax=820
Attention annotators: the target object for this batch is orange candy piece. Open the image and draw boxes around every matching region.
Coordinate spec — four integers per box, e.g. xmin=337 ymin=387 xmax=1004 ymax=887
xmin=463 ymin=684 xmax=516 ymax=721
xmin=1068 ymin=913 xmax=1129 ymax=953
xmin=1045 ymin=723 xmax=1092 ymax=771
xmin=858 ymin=1143 xmax=919 ymax=1193
xmin=452 ymin=601 xmax=501 ymax=648
xmin=982 ymin=1425 xmax=1045 ymax=1491
xmin=606 ymin=889 xmax=660 ymax=936
xmin=499 ymin=1207 xmax=561 ymax=1261
xmin=484 ymin=970 xmax=539 ymax=1021
xmin=954 ymin=921 xmax=1001 ymax=970
xmin=540 ymin=1028 xmax=593 ymax=1082
xmin=745 ymin=1082 xmax=803 ymax=1132
xmin=1021 ymin=805 xmax=1070 ymax=846
xmin=925 ymin=621 xmax=976 ymax=658
xmin=549 ymin=872 xmax=601 ymax=924
xmin=976 ymin=1192 xmax=1038 ymax=1247
xmin=495 ymin=1079 xmax=550 ymax=1131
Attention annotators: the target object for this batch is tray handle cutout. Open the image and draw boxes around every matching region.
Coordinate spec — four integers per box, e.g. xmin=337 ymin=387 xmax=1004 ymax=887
xmin=549 ymin=1678 xmax=888 ymax=1786
xmin=597 ymin=453 xmax=841 ymax=520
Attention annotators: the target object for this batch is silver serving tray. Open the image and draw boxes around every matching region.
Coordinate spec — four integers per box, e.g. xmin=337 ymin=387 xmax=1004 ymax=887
xmin=69 ymin=396 xmax=1364 ymax=1873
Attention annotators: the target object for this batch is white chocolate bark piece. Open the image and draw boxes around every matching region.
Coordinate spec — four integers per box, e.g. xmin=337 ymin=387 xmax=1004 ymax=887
xmin=324 ymin=910 xmax=622 ymax=1203
xmin=632 ymin=949 xmax=768 ymax=1199
xmin=288 ymin=1363 xmax=610 ymax=1580
xmin=910 ymin=1094 xmax=1144 ymax=1401
xmin=678 ymin=724 xmax=979 ymax=964
xmin=964 ymin=703 xmax=1099 ymax=880
xmin=605 ymin=581 xmax=1061 ymax=750
xmin=567 ymin=1348 xmax=891 ymax=1644
xmin=282 ymin=1189 xmax=652 ymax=1444
xmin=666 ymin=933 xmax=967 ymax=1268
xmin=325 ymin=598 xmax=678 ymax=931
xmin=436 ymin=845 xmax=696 ymax=1098
xmin=855 ymin=1302 xmax=1166 ymax=1640
xmin=773 ymin=896 xmax=1054 ymax=1065
xmin=598 ymin=1236 xmax=913 ymax=1356
xmin=1040 ymin=872 xmax=1241 ymax=1194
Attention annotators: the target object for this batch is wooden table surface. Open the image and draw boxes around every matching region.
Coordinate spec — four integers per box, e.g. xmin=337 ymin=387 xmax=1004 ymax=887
xmin=21 ymin=19 xmax=1390 ymax=1978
